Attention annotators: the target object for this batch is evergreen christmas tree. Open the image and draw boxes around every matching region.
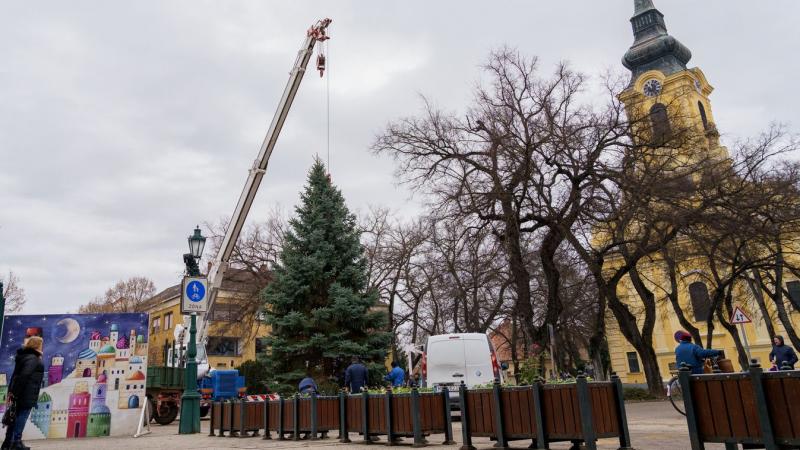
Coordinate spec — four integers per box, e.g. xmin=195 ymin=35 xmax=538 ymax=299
xmin=261 ymin=160 xmax=391 ymax=393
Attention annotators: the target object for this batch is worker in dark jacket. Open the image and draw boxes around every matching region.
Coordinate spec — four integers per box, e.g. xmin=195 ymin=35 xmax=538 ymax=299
xmin=769 ymin=335 xmax=798 ymax=370
xmin=2 ymin=336 xmax=44 ymax=450
xmin=298 ymin=372 xmax=318 ymax=395
xmin=674 ymin=330 xmax=721 ymax=375
xmin=344 ymin=356 xmax=369 ymax=393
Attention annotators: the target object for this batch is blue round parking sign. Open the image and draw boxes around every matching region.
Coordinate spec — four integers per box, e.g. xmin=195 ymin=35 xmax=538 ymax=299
xmin=186 ymin=280 xmax=206 ymax=302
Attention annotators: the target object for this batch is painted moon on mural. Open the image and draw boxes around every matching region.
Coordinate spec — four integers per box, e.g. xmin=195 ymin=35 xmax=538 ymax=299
xmin=55 ymin=318 xmax=81 ymax=343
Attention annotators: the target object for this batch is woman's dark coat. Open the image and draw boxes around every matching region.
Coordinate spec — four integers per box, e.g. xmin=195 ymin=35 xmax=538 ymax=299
xmin=8 ymin=347 xmax=44 ymax=409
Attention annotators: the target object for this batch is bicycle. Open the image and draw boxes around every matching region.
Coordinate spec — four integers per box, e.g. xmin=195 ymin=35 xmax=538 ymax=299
xmin=667 ymin=355 xmax=725 ymax=416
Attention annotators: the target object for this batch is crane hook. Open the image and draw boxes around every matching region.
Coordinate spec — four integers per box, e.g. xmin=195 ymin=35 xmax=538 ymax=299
xmin=316 ymin=52 xmax=326 ymax=77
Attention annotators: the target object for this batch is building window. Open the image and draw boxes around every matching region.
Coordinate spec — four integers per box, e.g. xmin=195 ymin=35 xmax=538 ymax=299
xmin=698 ymin=101 xmax=709 ymax=131
xmin=207 ymin=337 xmax=239 ymax=356
xmin=650 ymin=103 xmax=672 ymax=145
xmin=787 ymin=281 xmax=800 ymax=311
xmin=626 ymin=352 xmax=640 ymax=373
xmin=164 ymin=313 xmax=173 ymax=331
xmin=151 ymin=317 xmax=160 ymax=334
xmin=689 ymin=282 xmax=711 ymax=322
xmin=208 ymin=303 xmax=237 ymax=322
xmin=255 ymin=337 xmax=266 ymax=354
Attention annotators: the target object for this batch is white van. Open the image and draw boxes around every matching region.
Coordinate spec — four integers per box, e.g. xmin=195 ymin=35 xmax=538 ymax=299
xmin=422 ymin=333 xmax=504 ymax=398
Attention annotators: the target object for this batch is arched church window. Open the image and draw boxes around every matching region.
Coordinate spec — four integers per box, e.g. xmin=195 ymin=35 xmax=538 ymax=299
xmin=698 ymin=101 xmax=709 ymax=131
xmin=650 ymin=103 xmax=671 ymax=145
xmin=689 ymin=281 xmax=711 ymax=322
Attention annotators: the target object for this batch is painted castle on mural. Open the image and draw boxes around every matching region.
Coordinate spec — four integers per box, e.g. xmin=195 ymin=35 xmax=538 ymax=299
xmin=0 ymin=313 xmax=149 ymax=440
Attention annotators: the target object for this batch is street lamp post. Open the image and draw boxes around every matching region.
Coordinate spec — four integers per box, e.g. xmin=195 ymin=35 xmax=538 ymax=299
xmin=179 ymin=226 xmax=206 ymax=435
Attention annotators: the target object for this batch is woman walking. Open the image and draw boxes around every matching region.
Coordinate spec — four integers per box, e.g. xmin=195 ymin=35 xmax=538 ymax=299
xmin=2 ymin=336 xmax=44 ymax=450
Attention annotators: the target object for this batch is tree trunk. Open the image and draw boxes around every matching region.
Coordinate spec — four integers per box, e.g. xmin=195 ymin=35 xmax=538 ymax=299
xmin=747 ymin=271 xmax=776 ymax=340
xmin=540 ymin=228 xmax=564 ymax=339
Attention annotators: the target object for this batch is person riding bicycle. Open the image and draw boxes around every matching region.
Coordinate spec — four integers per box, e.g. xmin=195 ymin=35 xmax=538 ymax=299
xmin=674 ymin=330 xmax=721 ymax=375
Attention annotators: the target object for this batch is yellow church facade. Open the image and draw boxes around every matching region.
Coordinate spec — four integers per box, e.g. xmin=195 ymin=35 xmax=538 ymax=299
xmin=604 ymin=0 xmax=800 ymax=384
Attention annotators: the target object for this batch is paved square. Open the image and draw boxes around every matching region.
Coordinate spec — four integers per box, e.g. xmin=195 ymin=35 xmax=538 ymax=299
xmin=28 ymin=401 xmax=728 ymax=450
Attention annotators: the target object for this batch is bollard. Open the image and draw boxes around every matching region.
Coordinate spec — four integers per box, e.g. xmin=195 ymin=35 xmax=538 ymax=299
xmin=530 ymin=380 xmax=546 ymax=450
xmin=239 ymin=399 xmax=248 ymax=438
xmin=749 ymin=360 xmax=777 ymax=449
xmin=575 ymin=372 xmax=597 ymax=450
xmin=410 ymin=386 xmax=426 ymax=447
xmin=441 ymin=387 xmax=455 ymax=445
xmin=339 ymin=390 xmax=351 ymax=443
xmin=678 ymin=363 xmax=702 ymax=450
xmin=218 ymin=401 xmax=227 ymax=437
xmin=277 ymin=397 xmax=285 ymax=440
xmin=310 ymin=392 xmax=319 ymax=440
xmin=292 ymin=395 xmax=300 ymax=440
xmin=208 ymin=401 xmax=217 ymax=437
xmin=458 ymin=381 xmax=476 ymax=450
xmin=491 ymin=378 xmax=509 ymax=450
xmin=228 ymin=399 xmax=238 ymax=438
xmin=611 ymin=372 xmax=634 ymax=450
xmin=361 ymin=389 xmax=371 ymax=444
xmin=385 ymin=386 xmax=395 ymax=445
xmin=263 ymin=396 xmax=271 ymax=440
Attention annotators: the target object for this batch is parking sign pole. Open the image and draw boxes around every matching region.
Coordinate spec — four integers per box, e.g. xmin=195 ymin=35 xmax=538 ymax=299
xmin=739 ymin=322 xmax=751 ymax=362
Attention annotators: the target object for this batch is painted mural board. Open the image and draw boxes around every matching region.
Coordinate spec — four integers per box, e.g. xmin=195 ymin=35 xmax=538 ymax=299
xmin=0 ymin=313 xmax=149 ymax=440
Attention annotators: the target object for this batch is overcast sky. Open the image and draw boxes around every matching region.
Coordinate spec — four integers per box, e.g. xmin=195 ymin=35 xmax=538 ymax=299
xmin=1 ymin=1 xmax=798 ymax=314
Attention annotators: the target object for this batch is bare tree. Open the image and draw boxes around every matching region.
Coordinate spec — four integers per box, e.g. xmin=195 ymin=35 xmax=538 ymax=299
xmin=79 ymin=276 xmax=156 ymax=313
xmin=1 ymin=271 xmax=26 ymax=313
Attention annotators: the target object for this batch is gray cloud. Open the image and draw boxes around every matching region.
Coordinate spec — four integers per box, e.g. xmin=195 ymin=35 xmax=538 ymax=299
xmin=1 ymin=0 xmax=798 ymax=313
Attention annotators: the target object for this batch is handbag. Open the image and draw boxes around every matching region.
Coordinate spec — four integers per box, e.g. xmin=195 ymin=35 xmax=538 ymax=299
xmin=2 ymin=400 xmax=16 ymax=427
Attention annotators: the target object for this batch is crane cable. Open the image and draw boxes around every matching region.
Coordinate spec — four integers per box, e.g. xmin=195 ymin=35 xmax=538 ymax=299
xmin=325 ymin=39 xmax=331 ymax=175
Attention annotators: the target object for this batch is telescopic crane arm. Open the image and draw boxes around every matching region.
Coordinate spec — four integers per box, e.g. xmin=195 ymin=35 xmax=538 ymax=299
xmin=192 ymin=18 xmax=331 ymax=354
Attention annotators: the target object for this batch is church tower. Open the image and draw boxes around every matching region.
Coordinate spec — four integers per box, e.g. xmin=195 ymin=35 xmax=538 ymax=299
xmin=618 ymin=0 xmax=726 ymax=160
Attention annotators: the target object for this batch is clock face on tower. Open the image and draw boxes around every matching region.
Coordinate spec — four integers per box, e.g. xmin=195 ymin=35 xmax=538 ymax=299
xmin=643 ymin=79 xmax=662 ymax=97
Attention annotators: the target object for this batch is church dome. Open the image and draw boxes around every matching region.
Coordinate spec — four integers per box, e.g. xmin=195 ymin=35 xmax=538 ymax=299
xmin=136 ymin=335 xmax=144 ymax=344
xmin=110 ymin=324 xmax=119 ymax=332
xmin=91 ymin=404 xmax=110 ymax=415
xmin=78 ymin=348 xmax=97 ymax=360
xmin=98 ymin=344 xmax=116 ymax=355
xmin=97 ymin=372 xmax=108 ymax=383
xmin=621 ymin=0 xmax=692 ymax=83
xmin=38 ymin=392 xmax=51 ymax=403
xmin=129 ymin=356 xmax=143 ymax=364
xmin=116 ymin=336 xmax=129 ymax=350
xmin=90 ymin=330 xmax=102 ymax=340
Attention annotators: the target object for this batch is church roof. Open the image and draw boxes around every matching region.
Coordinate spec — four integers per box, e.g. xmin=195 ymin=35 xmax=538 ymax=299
xmin=110 ymin=323 xmax=119 ymax=332
xmin=622 ymin=0 xmax=691 ymax=83
xmin=38 ymin=392 xmax=51 ymax=403
xmin=116 ymin=336 xmax=129 ymax=350
xmin=127 ymin=370 xmax=146 ymax=381
xmin=78 ymin=348 xmax=97 ymax=360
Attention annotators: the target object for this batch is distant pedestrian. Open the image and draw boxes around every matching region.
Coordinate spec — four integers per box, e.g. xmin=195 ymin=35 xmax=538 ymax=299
xmin=344 ymin=356 xmax=369 ymax=393
xmin=769 ymin=335 xmax=798 ymax=370
xmin=674 ymin=330 xmax=721 ymax=375
xmin=2 ymin=336 xmax=44 ymax=450
xmin=384 ymin=361 xmax=405 ymax=388
xmin=408 ymin=373 xmax=421 ymax=388
xmin=298 ymin=372 xmax=318 ymax=395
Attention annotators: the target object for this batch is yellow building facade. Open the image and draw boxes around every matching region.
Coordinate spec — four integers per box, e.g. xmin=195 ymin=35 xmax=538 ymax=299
xmin=141 ymin=270 xmax=270 ymax=370
xmin=606 ymin=0 xmax=799 ymax=384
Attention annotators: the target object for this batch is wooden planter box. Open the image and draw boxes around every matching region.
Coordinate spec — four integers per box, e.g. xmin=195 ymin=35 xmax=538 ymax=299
xmin=680 ymin=364 xmax=800 ymax=449
xmin=340 ymin=389 xmax=455 ymax=446
xmin=460 ymin=376 xmax=632 ymax=450
xmin=209 ymin=388 xmax=454 ymax=447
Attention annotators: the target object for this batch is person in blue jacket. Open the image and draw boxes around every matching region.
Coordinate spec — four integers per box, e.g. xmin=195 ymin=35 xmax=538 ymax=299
xmin=384 ymin=361 xmax=405 ymax=388
xmin=345 ymin=356 xmax=369 ymax=393
xmin=298 ymin=372 xmax=318 ymax=394
xmin=769 ymin=335 xmax=798 ymax=370
xmin=674 ymin=330 xmax=721 ymax=375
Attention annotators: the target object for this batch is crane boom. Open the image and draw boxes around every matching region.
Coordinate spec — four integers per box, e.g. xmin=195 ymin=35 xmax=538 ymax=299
xmin=194 ymin=18 xmax=331 ymax=353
